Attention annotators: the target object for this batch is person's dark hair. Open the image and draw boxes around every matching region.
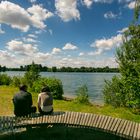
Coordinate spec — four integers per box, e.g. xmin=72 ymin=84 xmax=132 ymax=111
xmin=41 ymin=86 xmax=50 ymax=92
xmin=19 ymin=85 xmax=27 ymax=91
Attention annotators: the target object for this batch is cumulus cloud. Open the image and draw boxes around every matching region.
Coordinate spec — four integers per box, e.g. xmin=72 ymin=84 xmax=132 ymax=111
xmin=82 ymin=0 xmax=93 ymax=8
xmin=51 ymin=48 xmax=62 ymax=54
xmin=0 ymin=50 xmax=14 ymax=60
xmin=104 ymin=11 xmax=118 ymax=19
xmin=35 ymin=52 xmax=51 ymax=61
xmin=63 ymin=43 xmax=78 ymax=50
xmin=127 ymin=1 xmax=135 ymax=9
xmin=90 ymin=34 xmax=123 ymax=55
xmin=52 ymin=56 xmax=118 ymax=68
xmin=55 ymin=0 xmax=80 ymax=22
xmin=117 ymin=27 xmax=128 ymax=33
xmin=23 ymin=37 xmax=37 ymax=43
xmin=28 ymin=34 xmax=38 ymax=38
xmin=0 ymin=1 xmax=53 ymax=32
xmin=6 ymin=40 xmax=38 ymax=56
xmin=27 ymin=5 xmax=53 ymax=29
xmin=88 ymin=49 xmax=103 ymax=56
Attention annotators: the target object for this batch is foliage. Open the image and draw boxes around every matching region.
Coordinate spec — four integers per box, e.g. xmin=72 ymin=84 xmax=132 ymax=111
xmin=103 ymin=76 xmax=126 ymax=107
xmin=103 ymin=3 xmax=140 ymax=111
xmin=32 ymin=77 xmax=64 ymax=99
xmin=23 ymin=61 xmax=40 ymax=88
xmin=7 ymin=66 xmax=119 ymax=73
xmin=0 ymin=65 xmax=6 ymax=72
xmin=75 ymin=85 xmax=90 ymax=104
xmin=0 ymin=74 xmax=11 ymax=85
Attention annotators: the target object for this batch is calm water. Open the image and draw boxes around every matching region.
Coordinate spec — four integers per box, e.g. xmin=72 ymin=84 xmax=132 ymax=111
xmin=5 ymin=71 xmax=119 ymax=105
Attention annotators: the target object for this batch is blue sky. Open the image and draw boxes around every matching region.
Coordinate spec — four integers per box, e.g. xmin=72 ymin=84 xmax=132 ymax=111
xmin=0 ymin=0 xmax=135 ymax=68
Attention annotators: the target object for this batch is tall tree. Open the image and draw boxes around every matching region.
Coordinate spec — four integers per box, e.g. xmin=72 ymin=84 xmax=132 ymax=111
xmin=24 ymin=61 xmax=40 ymax=88
xmin=104 ymin=0 xmax=140 ymax=110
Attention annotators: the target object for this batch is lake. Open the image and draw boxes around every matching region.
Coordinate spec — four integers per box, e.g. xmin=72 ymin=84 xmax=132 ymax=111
xmin=4 ymin=71 xmax=119 ymax=105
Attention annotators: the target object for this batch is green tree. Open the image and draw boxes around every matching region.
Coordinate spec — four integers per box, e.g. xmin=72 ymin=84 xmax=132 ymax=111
xmin=52 ymin=66 xmax=57 ymax=72
xmin=103 ymin=1 xmax=140 ymax=110
xmin=24 ymin=62 xmax=40 ymax=88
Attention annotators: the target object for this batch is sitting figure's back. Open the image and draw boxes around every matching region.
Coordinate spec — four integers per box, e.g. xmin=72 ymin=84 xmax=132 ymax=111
xmin=13 ymin=85 xmax=36 ymax=117
xmin=38 ymin=86 xmax=53 ymax=115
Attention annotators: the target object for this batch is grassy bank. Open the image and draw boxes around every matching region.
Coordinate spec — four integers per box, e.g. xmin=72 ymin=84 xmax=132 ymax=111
xmin=0 ymin=86 xmax=140 ymax=122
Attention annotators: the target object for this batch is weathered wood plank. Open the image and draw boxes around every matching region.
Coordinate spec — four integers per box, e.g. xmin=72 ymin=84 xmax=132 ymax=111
xmin=103 ymin=116 xmax=112 ymax=131
xmin=119 ymin=120 xmax=128 ymax=137
xmin=106 ymin=117 xmax=115 ymax=132
xmin=0 ymin=112 xmax=140 ymax=140
xmin=116 ymin=119 xmax=125 ymax=135
xmin=110 ymin=118 xmax=119 ymax=132
xmin=136 ymin=123 xmax=140 ymax=140
xmin=133 ymin=122 xmax=139 ymax=139
xmin=129 ymin=122 xmax=135 ymax=139
xmin=125 ymin=121 xmax=133 ymax=139
xmin=100 ymin=115 xmax=108 ymax=130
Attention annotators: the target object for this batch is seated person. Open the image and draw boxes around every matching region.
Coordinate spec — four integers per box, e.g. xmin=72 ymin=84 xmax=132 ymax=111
xmin=13 ymin=85 xmax=36 ymax=117
xmin=38 ymin=86 xmax=53 ymax=115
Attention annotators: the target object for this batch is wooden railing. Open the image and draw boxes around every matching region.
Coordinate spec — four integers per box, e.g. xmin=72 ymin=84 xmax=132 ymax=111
xmin=0 ymin=111 xmax=140 ymax=140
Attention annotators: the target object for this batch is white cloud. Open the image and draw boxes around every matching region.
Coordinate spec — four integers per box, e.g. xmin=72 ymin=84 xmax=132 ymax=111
xmin=118 ymin=0 xmax=132 ymax=3
xmin=117 ymin=27 xmax=128 ymax=33
xmin=88 ymin=49 xmax=103 ymax=56
xmin=51 ymin=48 xmax=62 ymax=54
xmin=35 ymin=52 xmax=51 ymax=60
xmin=29 ymin=0 xmax=36 ymax=3
xmin=48 ymin=29 xmax=53 ymax=35
xmin=0 ymin=50 xmax=14 ymax=60
xmin=51 ymin=56 xmax=118 ymax=68
xmin=63 ymin=43 xmax=78 ymax=50
xmin=35 ymin=30 xmax=43 ymax=34
xmin=0 ymin=1 xmax=53 ymax=32
xmin=28 ymin=34 xmax=37 ymax=38
xmin=0 ymin=24 xmax=5 ymax=34
xmin=7 ymin=40 xmax=38 ymax=56
xmin=27 ymin=5 xmax=54 ymax=29
xmin=104 ymin=11 xmax=118 ymax=19
xmin=23 ymin=37 xmax=37 ymax=43
xmin=79 ymin=52 xmax=85 ymax=56
xmin=55 ymin=0 xmax=80 ymax=22
xmin=82 ymin=0 xmax=93 ymax=8
xmin=90 ymin=34 xmax=123 ymax=55
xmin=93 ymin=0 xmax=113 ymax=3
xmin=127 ymin=1 xmax=135 ymax=9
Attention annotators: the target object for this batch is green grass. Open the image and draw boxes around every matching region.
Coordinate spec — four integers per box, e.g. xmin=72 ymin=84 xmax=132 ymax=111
xmin=0 ymin=86 xmax=140 ymax=122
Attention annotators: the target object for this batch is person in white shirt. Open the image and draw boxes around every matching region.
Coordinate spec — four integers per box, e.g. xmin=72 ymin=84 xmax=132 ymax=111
xmin=38 ymin=86 xmax=53 ymax=115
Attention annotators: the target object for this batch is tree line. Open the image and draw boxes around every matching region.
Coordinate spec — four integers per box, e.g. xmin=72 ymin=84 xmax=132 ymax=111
xmin=0 ymin=64 xmax=119 ymax=73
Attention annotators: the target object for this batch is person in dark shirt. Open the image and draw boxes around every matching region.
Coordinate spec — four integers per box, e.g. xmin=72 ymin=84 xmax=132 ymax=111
xmin=13 ymin=85 xmax=36 ymax=117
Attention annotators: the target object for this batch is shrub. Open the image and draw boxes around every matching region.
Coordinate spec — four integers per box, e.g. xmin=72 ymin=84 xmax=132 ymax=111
xmin=0 ymin=74 xmax=11 ymax=85
xmin=103 ymin=76 xmax=125 ymax=107
xmin=32 ymin=77 xmax=64 ymax=99
xmin=11 ymin=76 xmax=22 ymax=87
xmin=75 ymin=85 xmax=90 ymax=104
